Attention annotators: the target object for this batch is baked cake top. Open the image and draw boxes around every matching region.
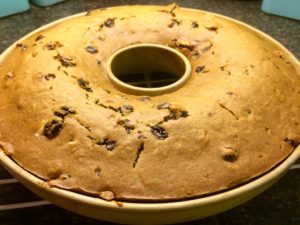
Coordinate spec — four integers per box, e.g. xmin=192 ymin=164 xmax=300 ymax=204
xmin=0 ymin=4 xmax=299 ymax=201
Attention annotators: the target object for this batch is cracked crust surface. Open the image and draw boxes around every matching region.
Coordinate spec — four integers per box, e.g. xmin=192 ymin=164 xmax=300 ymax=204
xmin=0 ymin=5 xmax=300 ymax=201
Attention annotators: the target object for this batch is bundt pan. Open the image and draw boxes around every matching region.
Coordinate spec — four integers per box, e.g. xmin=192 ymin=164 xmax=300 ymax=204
xmin=0 ymin=4 xmax=300 ymax=225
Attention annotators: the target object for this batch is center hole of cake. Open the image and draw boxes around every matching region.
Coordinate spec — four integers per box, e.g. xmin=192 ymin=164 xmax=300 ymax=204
xmin=109 ymin=45 xmax=187 ymax=88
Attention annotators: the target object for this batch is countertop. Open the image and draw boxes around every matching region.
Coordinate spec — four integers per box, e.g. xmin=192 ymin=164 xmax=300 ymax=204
xmin=0 ymin=0 xmax=299 ymax=224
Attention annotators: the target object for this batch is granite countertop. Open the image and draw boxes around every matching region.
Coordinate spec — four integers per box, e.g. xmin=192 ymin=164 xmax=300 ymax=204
xmin=0 ymin=0 xmax=299 ymax=224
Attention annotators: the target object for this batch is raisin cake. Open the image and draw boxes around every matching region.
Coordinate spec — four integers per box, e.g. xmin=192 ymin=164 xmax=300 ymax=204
xmin=0 ymin=4 xmax=299 ymax=201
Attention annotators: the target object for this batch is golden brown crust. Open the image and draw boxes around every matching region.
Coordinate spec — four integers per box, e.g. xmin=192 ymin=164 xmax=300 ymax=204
xmin=0 ymin=4 xmax=299 ymax=201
